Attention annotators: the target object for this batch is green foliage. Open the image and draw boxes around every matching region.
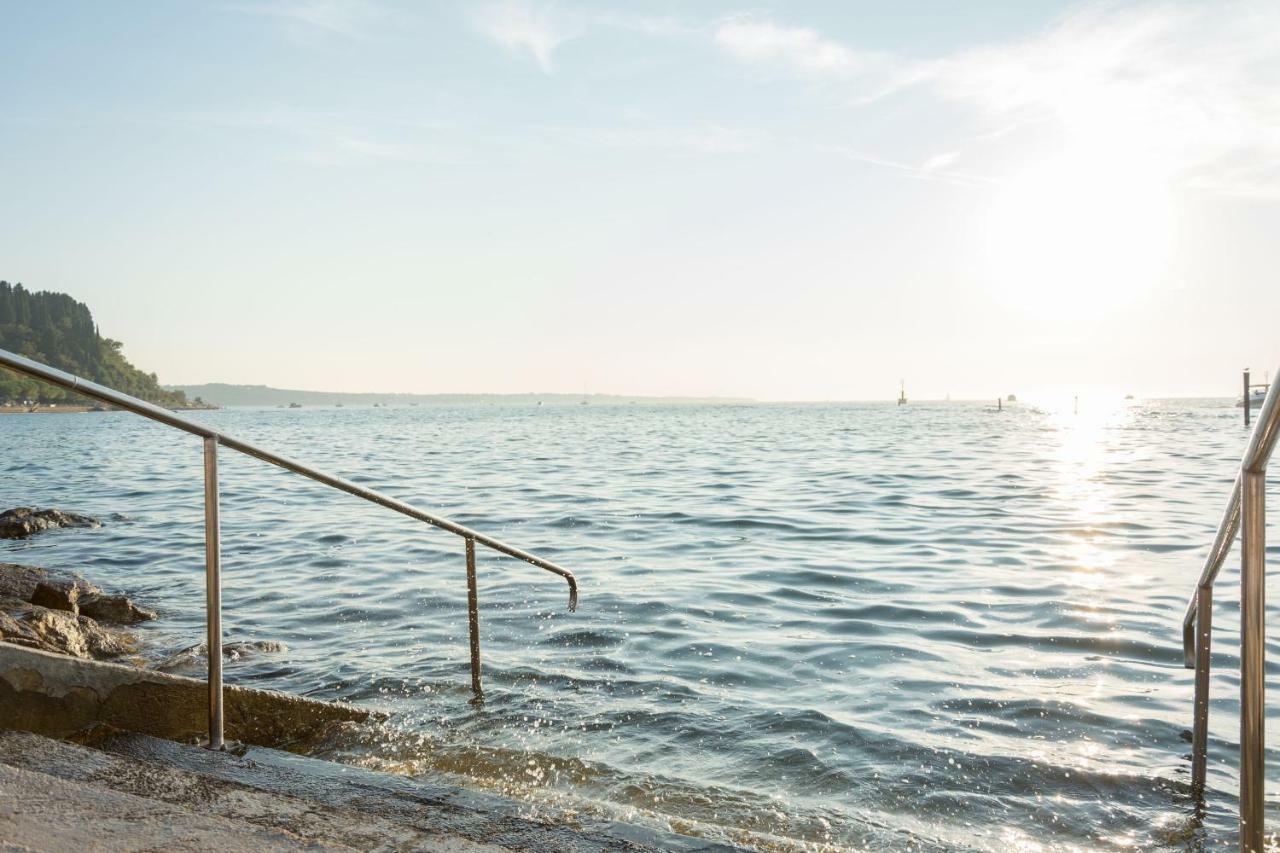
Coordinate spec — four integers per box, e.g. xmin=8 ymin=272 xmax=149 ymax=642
xmin=0 ymin=281 xmax=191 ymax=407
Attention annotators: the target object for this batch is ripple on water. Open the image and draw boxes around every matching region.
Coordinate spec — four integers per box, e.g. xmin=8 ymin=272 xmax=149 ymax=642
xmin=0 ymin=398 xmax=1265 ymax=850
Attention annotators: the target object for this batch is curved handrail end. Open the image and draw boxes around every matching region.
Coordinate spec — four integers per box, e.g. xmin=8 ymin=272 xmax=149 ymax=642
xmin=1182 ymin=603 xmax=1196 ymax=669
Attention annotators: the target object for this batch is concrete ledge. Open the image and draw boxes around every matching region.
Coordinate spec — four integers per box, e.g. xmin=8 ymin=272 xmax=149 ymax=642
xmin=0 ymin=641 xmax=375 ymax=749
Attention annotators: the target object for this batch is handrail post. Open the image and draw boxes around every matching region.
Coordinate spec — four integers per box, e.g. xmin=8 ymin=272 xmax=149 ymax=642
xmin=0 ymin=347 xmax=579 ymax=712
xmin=203 ymin=436 xmax=225 ymax=750
xmin=466 ymin=537 xmax=483 ymax=701
xmin=1244 ymin=369 xmax=1252 ymax=427
xmin=1191 ymin=585 xmax=1213 ymax=796
xmin=1239 ymin=470 xmax=1265 ymax=851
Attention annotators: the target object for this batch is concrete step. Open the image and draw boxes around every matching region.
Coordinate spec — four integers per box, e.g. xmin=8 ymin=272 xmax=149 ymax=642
xmin=0 ymin=730 xmax=741 ymax=852
xmin=0 ymin=751 xmax=356 ymax=851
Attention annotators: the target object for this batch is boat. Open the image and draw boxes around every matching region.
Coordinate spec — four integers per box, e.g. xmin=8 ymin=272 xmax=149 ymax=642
xmin=1237 ymin=383 xmax=1268 ymax=408
xmin=1006 ymin=394 xmax=1017 ymax=403
xmin=897 ymin=380 xmax=907 ymax=406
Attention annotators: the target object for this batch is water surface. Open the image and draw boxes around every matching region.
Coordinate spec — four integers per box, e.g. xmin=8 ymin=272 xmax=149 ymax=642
xmin=2 ymin=399 xmax=1276 ymax=850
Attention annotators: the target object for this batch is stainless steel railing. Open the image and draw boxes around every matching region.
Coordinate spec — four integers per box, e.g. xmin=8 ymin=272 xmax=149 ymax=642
xmin=0 ymin=348 xmax=578 ymax=750
xmin=1182 ymin=366 xmax=1280 ymax=852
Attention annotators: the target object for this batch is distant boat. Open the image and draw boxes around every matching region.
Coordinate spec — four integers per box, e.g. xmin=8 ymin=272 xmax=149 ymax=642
xmin=288 ymin=402 xmax=302 ymax=409
xmin=1238 ymin=383 xmax=1268 ymax=408
xmin=1006 ymin=394 xmax=1017 ymax=403
xmin=897 ymin=380 xmax=907 ymax=406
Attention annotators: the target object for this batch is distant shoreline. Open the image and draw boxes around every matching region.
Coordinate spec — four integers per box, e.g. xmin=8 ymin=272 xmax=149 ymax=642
xmin=0 ymin=405 xmax=96 ymax=414
xmin=0 ymin=405 xmax=216 ymax=415
xmin=169 ymin=383 xmax=754 ymax=408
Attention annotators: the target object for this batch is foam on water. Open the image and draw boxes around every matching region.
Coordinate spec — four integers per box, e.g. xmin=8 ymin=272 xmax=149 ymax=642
xmin=2 ymin=399 xmax=1276 ymax=850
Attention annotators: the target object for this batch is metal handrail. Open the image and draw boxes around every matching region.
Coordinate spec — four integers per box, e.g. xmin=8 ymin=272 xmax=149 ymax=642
xmin=0 ymin=348 xmax=578 ymax=749
xmin=1181 ymin=365 xmax=1280 ymax=853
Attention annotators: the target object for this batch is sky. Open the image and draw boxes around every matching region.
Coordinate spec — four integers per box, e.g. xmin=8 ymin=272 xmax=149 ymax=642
xmin=2 ymin=0 xmax=1278 ymax=401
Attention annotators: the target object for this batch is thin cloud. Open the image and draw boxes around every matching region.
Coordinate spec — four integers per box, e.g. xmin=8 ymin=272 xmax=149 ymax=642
xmin=472 ymin=1 xmax=583 ymax=73
xmin=922 ymin=1 xmax=1280 ymax=197
xmin=711 ymin=2 xmax=1280 ymax=198
xmin=553 ymin=123 xmax=767 ymax=155
xmin=225 ymin=0 xmax=384 ymax=39
xmin=713 ymin=16 xmax=866 ymax=77
xmin=180 ymin=108 xmax=470 ymax=166
xmin=810 ymin=142 xmax=997 ymax=190
xmin=921 ymin=151 xmax=960 ymax=172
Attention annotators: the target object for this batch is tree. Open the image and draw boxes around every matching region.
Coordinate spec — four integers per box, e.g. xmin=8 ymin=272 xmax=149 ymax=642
xmin=0 ymin=281 xmax=193 ymax=407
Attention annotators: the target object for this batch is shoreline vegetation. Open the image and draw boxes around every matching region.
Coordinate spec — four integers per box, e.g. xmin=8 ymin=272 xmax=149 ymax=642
xmin=0 ymin=403 xmax=216 ymax=415
xmin=0 ymin=281 xmax=216 ymax=411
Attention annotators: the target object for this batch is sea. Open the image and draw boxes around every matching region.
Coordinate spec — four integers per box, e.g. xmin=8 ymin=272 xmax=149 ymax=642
xmin=1 ymin=398 xmax=1275 ymax=851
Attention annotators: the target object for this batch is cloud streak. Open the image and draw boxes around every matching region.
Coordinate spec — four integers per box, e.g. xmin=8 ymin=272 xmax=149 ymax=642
xmin=226 ymin=0 xmax=384 ymax=39
xmin=472 ymin=1 xmax=582 ymax=73
xmin=713 ymin=16 xmax=867 ymax=77
xmin=711 ymin=2 xmax=1280 ymax=198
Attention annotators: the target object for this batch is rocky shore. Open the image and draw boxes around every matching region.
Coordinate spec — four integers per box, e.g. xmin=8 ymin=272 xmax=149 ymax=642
xmin=0 ymin=506 xmax=156 ymax=663
xmin=0 ymin=506 xmax=101 ymax=539
xmin=0 ymin=562 xmax=155 ymax=662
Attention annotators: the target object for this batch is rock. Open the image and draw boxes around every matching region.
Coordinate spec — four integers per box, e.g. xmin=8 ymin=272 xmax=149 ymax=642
xmin=0 ymin=507 xmax=101 ymax=539
xmin=0 ymin=607 xmax=43 ymax=651
xmin=0 ymin=563 xmax=47 ymax=601
xmin=0 ymin=598 xmax=137 ymax=660
xmin=156 ymin=641 xmax=288 ymax=675
xmin=29 ymin=578 xmax=95 ymax=614
xmin=79 ymin=593 xmax=157 ymax=624
xmin=0 ymin=563 xmax=151 ymax=661
xmin=0 ymin=564 xmax=154 ymax=624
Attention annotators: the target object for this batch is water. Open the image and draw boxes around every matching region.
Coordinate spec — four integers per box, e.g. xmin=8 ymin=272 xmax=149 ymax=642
xmin=2 ymin=399 xmax=1277 ymax=850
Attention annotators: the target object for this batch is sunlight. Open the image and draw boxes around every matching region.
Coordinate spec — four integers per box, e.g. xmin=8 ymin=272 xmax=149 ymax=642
xmin=982 ymin=145 xmax=1176 ymax=319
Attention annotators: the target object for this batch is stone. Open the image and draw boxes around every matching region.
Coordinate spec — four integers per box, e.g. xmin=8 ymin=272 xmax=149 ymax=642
xmin=79 ymin=592 xmax=157 ymax=624
xmin=21 ymin=606 xmax=138 ymax=659
xmin=0 ymin=563 xmax=47 ymax=601
xmin=0 ymin=506 xmax=101 ymax=539
xmin=156 ymin=640 xmax=288 ymax=675
xmin=0 ymin=563 xmax=155 ymax=624
xmin=0 ymin=606 xmax=43 ymax=650
xmin=0 ymin=597 xmax=138 ymax=660
xmin=29 ymin=578 xmax=95 ymax=614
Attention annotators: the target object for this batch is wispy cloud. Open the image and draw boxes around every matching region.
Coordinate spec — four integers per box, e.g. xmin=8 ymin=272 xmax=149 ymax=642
xmin=552 ymin=123 xmax=767 ymax=155
xmin=922 ymin=1 xmax=1280 ymax=197
xmin=710 ymin=2 xmax=1280 ymax=198
xmin=226 ymin=0 xmax=385 ymax=39
xmin=472 ymin=1 xmax=583 ymax=73
xmin=809 ymin=141 xmax=997 ymax=190
xmin=712 ymin=16 xmax=868 ymax=78
xmin=181 ymin=108 xmax=471 ymax=166
xmin=920 ymin=151 xmax=960 ymax=172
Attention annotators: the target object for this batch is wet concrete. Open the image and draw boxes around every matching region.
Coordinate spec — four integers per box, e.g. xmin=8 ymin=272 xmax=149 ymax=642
xmin=0 ymin=641 xmax=743 ymax=851
xmin=0 ymin=730 xmax=738 ymax=852
xmin=0 ymin=641 xmax=374 ymax=749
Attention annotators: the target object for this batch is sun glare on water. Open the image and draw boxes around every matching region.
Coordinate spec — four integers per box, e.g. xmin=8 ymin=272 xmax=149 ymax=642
xmin=982 ymin=146 xmax=1176 ymax=318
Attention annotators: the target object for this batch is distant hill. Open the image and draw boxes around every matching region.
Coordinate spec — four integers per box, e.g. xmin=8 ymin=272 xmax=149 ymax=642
xmin=170 ymin=383 xmax=753 ymax=408
xmin=0 ymin=282 xmax=195 ymax=407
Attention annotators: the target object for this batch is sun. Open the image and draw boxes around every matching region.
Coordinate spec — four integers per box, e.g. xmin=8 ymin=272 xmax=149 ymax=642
xmin=981 ymin=145 xmax=1176 ymax=319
